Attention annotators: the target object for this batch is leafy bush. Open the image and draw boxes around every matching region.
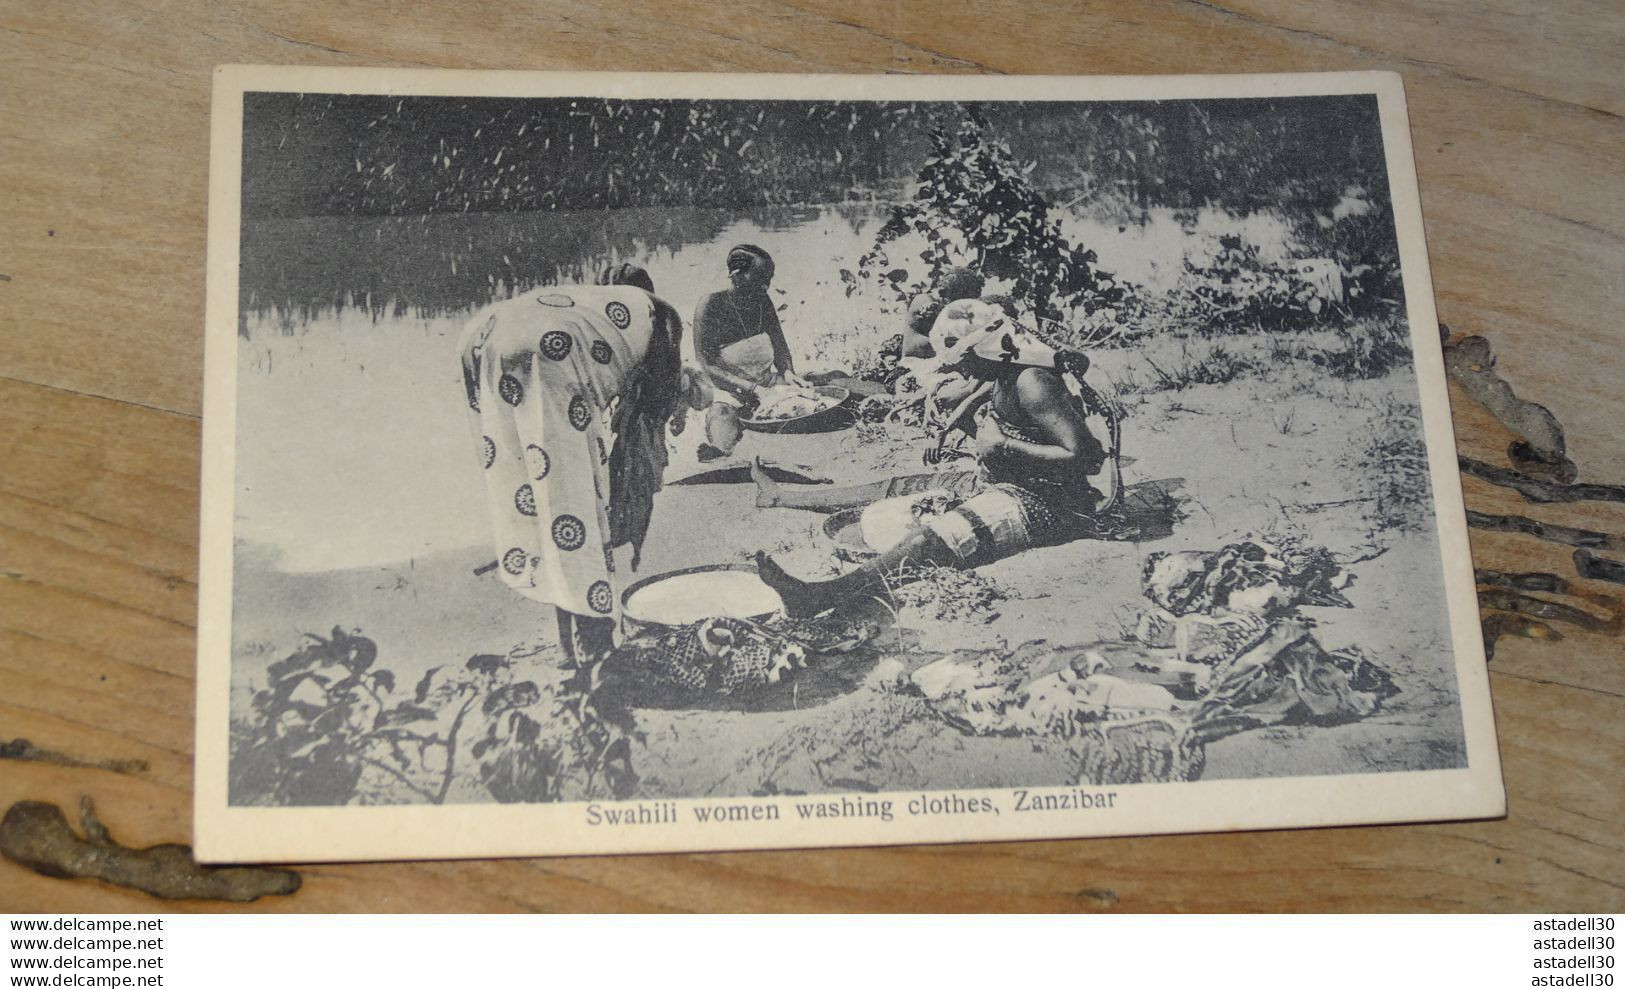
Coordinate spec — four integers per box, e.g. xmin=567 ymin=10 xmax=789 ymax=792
xmin=229 ymin=627 xmax=639 ymax=806
xmin=1140 ymin=340 xmax=1264 ymax=392
xmin=855 ymin=111 xmax=1125 ymax=325
xmin=228 ymin=627 xmax=387 ymax=806
xmin=1309 ymin=316 xmax=1413 ymax=380
xmin=1298 ymin=198 xmax=1402 ymax=312
xmin=544 ymin=652 xmax=642 ymax=802
xmin=1172 ymin=235 xmax=1336 ymax=331
xmin=1346 ymin=398 xmax=1432 ymax=534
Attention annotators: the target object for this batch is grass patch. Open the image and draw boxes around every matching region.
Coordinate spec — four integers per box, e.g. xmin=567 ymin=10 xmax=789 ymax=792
xmin=1345 ymin=396 xmax=1432 ymax=534
xmin=1139 ymin=338 xmax=1265 ymax=392
xmin=1105 ymin=313 xmax=1415 ymax=402
xmin=893 ymin=565 xmax=1009 ymax=624
xmin=1307 ymin=314 xmax=1413 ymax=380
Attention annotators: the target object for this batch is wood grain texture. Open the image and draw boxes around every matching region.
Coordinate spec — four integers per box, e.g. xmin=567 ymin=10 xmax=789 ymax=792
xmin=1 ymin=0 xmax=1621 ymax=912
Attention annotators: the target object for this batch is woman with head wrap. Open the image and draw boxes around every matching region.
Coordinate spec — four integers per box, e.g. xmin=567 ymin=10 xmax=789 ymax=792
xmin=459 ymin=264 xmax=707 ymax=661
xmin=689 ymin=245 xmax=799 ymax=457
xmin=695 ymin=245 xmax=791 ymax=390
xmin=754 ymin=295 xmax=1112 ymax=617
xmin=857 ymin=265 xmax=988 ymax=426
xmin=797 ymin=266 xmax=988 ymax=404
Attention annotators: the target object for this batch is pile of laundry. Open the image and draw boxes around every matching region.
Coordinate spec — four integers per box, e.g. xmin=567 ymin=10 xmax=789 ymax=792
xmin=906 ymin=539 xmax=1400 ymax=782
xmin=614 ymin=612 xmax=882 ymax=699
xmin=752 ymin=383 xmax=841 ymax=421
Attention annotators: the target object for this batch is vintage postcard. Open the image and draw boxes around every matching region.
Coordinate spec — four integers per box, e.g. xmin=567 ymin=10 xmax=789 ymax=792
xmin=196 ymin=67 xmax=1503 ymax=862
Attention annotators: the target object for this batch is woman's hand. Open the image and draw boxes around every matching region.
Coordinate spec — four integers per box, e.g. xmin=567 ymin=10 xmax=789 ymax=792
xmin=933 ymin=374 xmax=980 ymax=406
xmin=679 ymin=365 xmax=715 ymax=411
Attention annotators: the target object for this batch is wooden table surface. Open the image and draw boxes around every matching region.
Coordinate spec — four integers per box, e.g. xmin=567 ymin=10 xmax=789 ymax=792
xmin=1 ymin=0 xmax=1621 ymax=912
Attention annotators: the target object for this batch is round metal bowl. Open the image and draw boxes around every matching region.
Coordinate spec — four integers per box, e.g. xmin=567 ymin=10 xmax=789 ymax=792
xmin=741 ymin=385 xmax=854 ymax=434
xmin=618 ymin=562 xmax=783 ymax=635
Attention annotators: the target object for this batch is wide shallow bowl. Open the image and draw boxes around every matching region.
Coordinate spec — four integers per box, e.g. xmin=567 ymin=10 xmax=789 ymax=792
xmin=741 ymin=385 xmax=854 ymax=434
xmin=619 ymin=563 xmax=783 ymax=633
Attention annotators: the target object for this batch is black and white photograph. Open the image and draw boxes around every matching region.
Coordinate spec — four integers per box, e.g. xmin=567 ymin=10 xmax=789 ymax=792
xmin=194 ymin=69 xmax=1501 ymax=861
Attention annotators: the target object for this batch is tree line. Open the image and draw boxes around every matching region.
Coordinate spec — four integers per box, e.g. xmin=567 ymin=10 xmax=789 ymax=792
xmin=241 ymin=93 xmax=1393 ymax=226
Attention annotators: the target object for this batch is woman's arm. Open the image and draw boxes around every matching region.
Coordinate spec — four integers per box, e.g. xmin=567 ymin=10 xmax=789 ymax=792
xmin=764 ymin=302 xmax=794 ymax=374
xmin=692 ymin=293 xmax=760 ymax=396
xmin=981 ymin=368 xmax=1105 ymax=475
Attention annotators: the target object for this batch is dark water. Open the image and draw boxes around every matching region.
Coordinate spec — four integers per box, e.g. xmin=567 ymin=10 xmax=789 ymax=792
xmin=238 ymin=204 xmax=880 ymax=336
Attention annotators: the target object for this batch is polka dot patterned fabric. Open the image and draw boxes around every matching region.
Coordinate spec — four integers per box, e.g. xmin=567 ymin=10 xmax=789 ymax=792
xmin=457 ymin=284 xmax=661 ymax=619
xmin=524 ymin=443 xmax=550 ymax=480
xmin=514 ymin=483 xmax=537 ymax=517
xmin=502 ymin=547 xmax=528 ymax=576
xmin=587 ymin=580 xmax=614 ymax=614
xmin=567 ymin=395 xmax=592 ymax=431
xmin=551 ymin=514 xmax=586 ymax=551
xmin=539 ymin=330 xmax=573 ymax=361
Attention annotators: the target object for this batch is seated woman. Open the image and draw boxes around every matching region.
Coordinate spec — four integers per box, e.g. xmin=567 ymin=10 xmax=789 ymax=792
xmin=852 ymin=268 xmax=988 ymax=426
xmin=459 ymin=263 xmax=708 ymax=662
xmin=754 ymin=297 xmax=1108 ymax=617
xmin=756 ymin=294 xmax=1055 ymax=511
xmin=900 ymin=265 xmax=986 ymax=359
xmin=799 ymin=267 xmax=990 ymax=402
xmin=693 ymin=244 xmax=800 ymax=456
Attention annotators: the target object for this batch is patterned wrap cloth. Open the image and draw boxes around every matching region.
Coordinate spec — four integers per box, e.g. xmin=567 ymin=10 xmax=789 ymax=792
xmin=459 ymin=285 xmax=675 ymax=620
xmin=921 ymin=435 xmax=1099 ymax=565
xmin=928 ymin=298 xmax=1063 ymax=370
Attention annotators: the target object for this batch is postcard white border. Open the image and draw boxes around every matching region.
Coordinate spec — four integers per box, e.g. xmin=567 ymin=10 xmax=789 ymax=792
xmin=196 ymin=67 xmax=1503 ymax=863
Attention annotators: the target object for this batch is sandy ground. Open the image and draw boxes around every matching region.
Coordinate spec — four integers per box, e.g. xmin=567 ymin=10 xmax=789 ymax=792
xmin=231 ymin=339 xmax=1469 ymax=803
